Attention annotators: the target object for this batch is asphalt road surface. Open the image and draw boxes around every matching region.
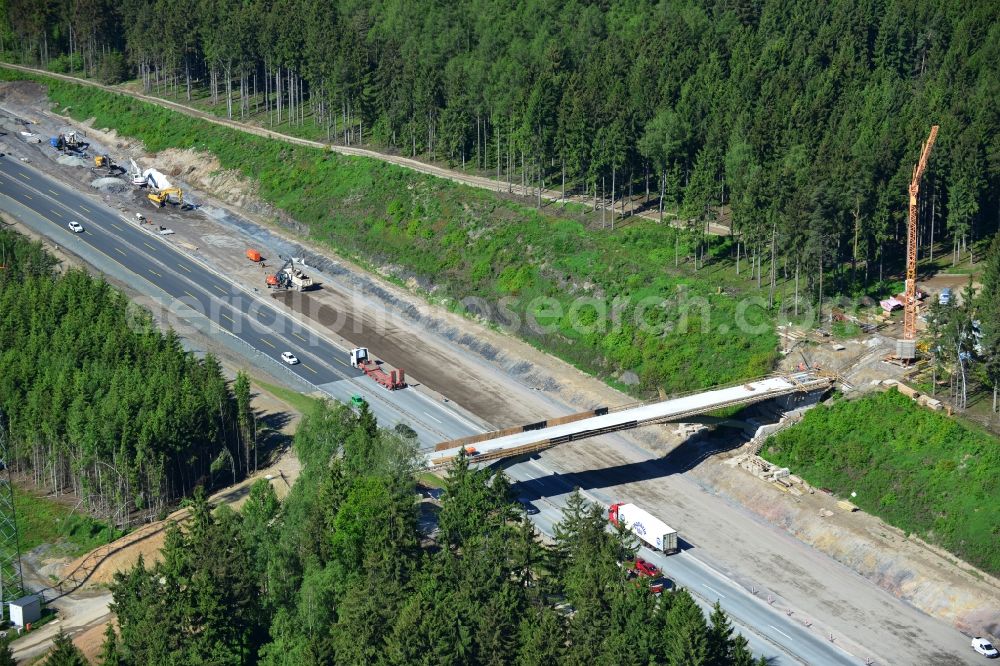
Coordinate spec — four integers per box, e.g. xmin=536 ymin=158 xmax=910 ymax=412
xmin=506 ymin=457 xmax=860 ymax=665
xmin=0 ymin=155 xmax=891 ymax=665
xmin=0 ymin=156 xmax=482 ymax=447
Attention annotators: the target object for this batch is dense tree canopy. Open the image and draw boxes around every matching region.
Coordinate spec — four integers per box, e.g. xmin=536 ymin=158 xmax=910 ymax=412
xmin=0 ymin=228 xmax=247 ymax=522
xmin=106 ymin=399 xmax=761 ymax=664
xmin=3 ymin=0 xmax=998 ymax=276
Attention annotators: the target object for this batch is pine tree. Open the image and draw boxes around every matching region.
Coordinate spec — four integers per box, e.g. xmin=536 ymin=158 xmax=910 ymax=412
xmin=730 ymin=633 xmax=756 ymax=666
xmin=706 ymin=601 xmax=734 ymax=665
xmin=0 ymin=642 xmax=15 ymax=666
xmin=664 ymin=590 xmax=709 ymax=666
xmin=977 ymin=232 xmax=1000 ymax=414
xmin=43 ymin=629 xmax=88 ymax=666
xmin=98 ymin=623 xmax=124 ymax=666
xmin=516 ymin=607 xmax=566 ymax=666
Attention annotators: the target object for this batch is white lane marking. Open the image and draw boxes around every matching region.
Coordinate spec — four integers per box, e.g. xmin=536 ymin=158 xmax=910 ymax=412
xmin=703 ymin=584 xmax=726 ymax=599
xmin=768 ymin=625 xmax=793 ymax=641
xmin=423 ymin=411 xmax=443 ymax=424
xmin=409 ymin=387 xmax=483 ymax=432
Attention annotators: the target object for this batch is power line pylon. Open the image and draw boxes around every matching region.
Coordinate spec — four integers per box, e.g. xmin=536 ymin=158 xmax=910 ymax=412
xmin=0 ymin=412 xmax=25 ymax=612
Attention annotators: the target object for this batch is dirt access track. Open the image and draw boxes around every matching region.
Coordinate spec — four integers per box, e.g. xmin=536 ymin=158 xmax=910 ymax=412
xmin=0 ymin=76 xmax=996 ymax=664
xmin=0 ymin=62 xmax=729 ymax=235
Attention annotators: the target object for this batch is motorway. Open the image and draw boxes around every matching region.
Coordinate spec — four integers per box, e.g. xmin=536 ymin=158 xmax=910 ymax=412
xmin=0 ymin=156 xmax=484 ymax=447
xmin=507 ymin=457 xmax=860 ymax=665
xmin=1 ymin=156 xmax=874 ymax=664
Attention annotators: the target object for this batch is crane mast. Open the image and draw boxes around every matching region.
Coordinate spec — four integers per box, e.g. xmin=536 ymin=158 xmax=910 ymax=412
xmin=900 ymin=125 xmax=939 ymax=355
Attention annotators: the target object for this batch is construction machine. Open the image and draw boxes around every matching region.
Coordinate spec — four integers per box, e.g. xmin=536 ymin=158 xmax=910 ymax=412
xmin=49 ymin=130 xmax=88 ymax=153
xmin=129 ymin=159 xmax=147 ymax=186
xmin=147 ymin=187 xmax=184 ymax=207
xmin=265 ymin=257 xmax=314 ymax=291
xmin=92 ymin=154 xmax=126 ymax=176
xmin=897 ymin=125 xmax=939 ymax=361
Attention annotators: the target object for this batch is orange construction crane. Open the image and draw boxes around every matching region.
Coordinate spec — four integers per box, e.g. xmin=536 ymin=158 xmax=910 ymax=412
xmin=902 ymin=125 xmax=939 ymax=346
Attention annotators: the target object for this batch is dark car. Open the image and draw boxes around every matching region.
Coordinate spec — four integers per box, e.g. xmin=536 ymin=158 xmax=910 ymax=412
xmin=517 ymin=498 xmax=540 ymax=515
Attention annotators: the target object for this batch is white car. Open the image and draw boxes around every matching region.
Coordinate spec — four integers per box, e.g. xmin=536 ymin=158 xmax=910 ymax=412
xmin=67 ymin=220 xmax=84 ymax=233
xmin=973 ymin=637 xmax=999 ymax=658
xmin=280 ymin=351 xmax=299 ymax=365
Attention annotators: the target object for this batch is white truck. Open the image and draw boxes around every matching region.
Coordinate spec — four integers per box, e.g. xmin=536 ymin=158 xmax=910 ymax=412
xmin=608 ymin=503 xmax=679 ymax=554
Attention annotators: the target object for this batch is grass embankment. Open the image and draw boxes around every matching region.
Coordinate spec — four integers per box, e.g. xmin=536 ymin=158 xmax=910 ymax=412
xmin=762 ymin=389 xmax=1000 ymax=576
xmin=1 ymin=67 xmax=778 ymax=394
xmin=252 ymin=378 xmax=324 ymax=416
xmin=8 ymin=486 xmax=117 ymax=559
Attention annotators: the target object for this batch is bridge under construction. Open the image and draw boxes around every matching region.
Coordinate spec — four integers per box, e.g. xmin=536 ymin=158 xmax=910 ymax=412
xmin=428 ymin=373 xmax=834 ymax=468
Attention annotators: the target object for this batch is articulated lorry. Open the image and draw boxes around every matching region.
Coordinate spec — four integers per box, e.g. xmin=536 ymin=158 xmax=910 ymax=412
xmin=608 ymin=503 xmax=679 ymax=554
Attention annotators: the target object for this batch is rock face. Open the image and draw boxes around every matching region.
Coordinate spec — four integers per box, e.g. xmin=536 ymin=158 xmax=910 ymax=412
xmin=619 ymin=370 xmax=640 ymax=386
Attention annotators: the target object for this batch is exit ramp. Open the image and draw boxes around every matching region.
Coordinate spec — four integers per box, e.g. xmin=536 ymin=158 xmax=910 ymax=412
xmin=427 ymin=374 xmax=832 ymax=468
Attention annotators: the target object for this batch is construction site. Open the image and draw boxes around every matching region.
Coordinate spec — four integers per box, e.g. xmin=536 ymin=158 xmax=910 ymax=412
xmin=0 ymin=73 xmax=996 ymax=666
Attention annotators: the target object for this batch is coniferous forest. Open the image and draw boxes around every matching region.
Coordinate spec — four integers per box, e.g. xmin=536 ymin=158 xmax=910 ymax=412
xmin=0 ymin=228 xmax=248 ymax=522
xmin=3 ymin=0 xmax=997 ymax=277
xmin=103 ymin=400 xmax=764 ymax=666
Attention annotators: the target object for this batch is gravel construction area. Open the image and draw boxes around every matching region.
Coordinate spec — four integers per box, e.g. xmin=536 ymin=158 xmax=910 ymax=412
xmin=0 ymin=79 xmax=996 ymax=664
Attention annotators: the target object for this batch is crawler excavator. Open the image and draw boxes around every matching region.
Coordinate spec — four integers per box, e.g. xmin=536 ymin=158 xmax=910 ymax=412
xmin=147 ymin=187 xmax=185 ymax=208
xmin=92 ymin=154 xmax=126 ymax=176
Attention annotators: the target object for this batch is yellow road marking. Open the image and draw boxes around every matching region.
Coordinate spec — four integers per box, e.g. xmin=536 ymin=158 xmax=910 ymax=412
xmin=115 ymin=247 xmax=126 ymax=256
xmin=184 ymin=290 xmax=197 ymax=299
xmin=293 ymin=332 xmax=307 ymax=342
xmin=261 ymin=338 xmax=276 ymax=349
xmin=148 ymin=269 xmax=161 ymax=278
xmin=144 ymin=242 xmax=156 ymax=251
xmin=302 ymin=363 xmax=318 ymax=374
xmin=178 ymin=263 xmax=192 ymax=273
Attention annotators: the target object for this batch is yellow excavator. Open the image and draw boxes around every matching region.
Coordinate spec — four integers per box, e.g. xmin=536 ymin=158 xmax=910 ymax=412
xmin=147 ymin=187 xmax=184 ymax=207
xmin=93 ymin=154 xmax=126 ymax=176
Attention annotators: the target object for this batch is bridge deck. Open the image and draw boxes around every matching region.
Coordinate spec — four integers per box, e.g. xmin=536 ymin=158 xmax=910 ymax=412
xmin=428 ymin=374 xmax=832 ymax=468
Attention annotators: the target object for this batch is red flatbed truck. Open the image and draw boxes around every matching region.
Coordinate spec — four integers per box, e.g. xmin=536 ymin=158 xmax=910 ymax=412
xmin=349 ymin=347 xmax=406 ymax=390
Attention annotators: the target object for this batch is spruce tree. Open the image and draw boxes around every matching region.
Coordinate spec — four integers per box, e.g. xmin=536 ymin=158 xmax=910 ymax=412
xmin=706 ymin=600 xmax=735 ymax=665
xmin=43 ymin=629 xmax=87 ymax=666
